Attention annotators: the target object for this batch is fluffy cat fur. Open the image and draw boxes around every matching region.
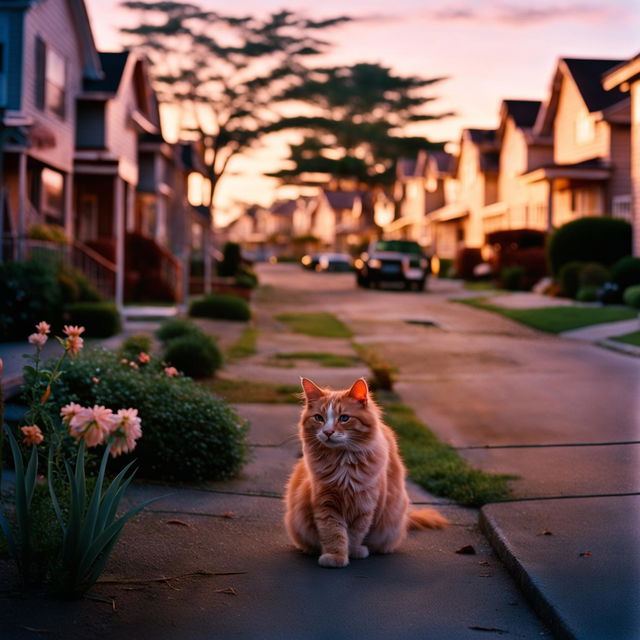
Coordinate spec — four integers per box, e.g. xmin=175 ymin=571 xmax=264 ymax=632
xmin=285 ymin=377 xmax=448 ymax=568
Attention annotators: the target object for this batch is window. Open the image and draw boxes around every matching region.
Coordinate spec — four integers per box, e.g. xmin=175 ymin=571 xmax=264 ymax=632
xmin=34 ymin=37 xmax=66 ymax=118
xmin=41 ymin=167 xmax=64 ymax=222
xmin=575 ymin=111 xmax=595 ymax=144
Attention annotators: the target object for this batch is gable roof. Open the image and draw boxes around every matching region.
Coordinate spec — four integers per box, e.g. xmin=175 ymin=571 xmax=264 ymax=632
xmin=466 ymin=128 xmax=496 ymax=146
xmin=603 ymin=52 xmax=640 ymax=91
xmin=503 ymin=100 xmax=541 ymax=129
xmin=83 ymin=51 xmax=129 ymax=93
xmin=563 ymin=58 xmax=627 ymax=112
xmin=323 ymin=190 xmax=362 ymax=211
xmin=68 ymin=0 xmax=102 ymax=80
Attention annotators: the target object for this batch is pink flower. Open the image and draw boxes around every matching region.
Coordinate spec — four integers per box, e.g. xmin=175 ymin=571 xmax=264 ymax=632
xmin=63 ymin=325 xmax=85 ymax=338
xmin=92 ymin=377 xmax=100 ymax=384
xmin=35 ymin=321 xmax=51 ymax=335
xmin=138 ymin=352 xmax=150 ymax=364
xmin=109 ymin=408 xmax=142 ymax=457
xmin=28 ymin=333 xmax=48 ymax=348
xmin=65 ymin=335 xmax=84 ymax=356
xmin=164 ymin=366 xmax=179 ymax=378
xmin=120 ymin=358 xmax=129 ymax=364
xmin=60 ymin=402 xmax=84 ymax=424
xmin=129 ymin=361 xmax=139 ymax=370
xmin=21 ymin=425 xmax=44 ymax=446
xmin=68 ymin=405 xmax=113 ymax=447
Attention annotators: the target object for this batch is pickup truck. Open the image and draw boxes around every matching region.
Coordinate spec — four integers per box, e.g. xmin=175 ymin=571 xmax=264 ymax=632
xmin=354 ymin=240 xmax=429 ymax=291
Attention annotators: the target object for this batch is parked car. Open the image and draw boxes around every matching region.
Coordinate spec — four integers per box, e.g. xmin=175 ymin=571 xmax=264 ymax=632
xmin=301 ymin=253 xmax=353 ymax=272
xmin=354 ymin=240 xmax=429 ymax=290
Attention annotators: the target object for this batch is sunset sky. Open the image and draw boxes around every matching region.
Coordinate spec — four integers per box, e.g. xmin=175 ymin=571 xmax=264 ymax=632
xmin=85 ymin=0 xmax=640 ymax=220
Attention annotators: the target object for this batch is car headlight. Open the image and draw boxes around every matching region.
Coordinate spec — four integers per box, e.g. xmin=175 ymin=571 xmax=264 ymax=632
xmin=301 ymin=255 xmax=312 ymax=266
xmin=354 ymin=258 xmax=364 ymax=270
xmin=368 ymin=258 xmax=382 ymax=269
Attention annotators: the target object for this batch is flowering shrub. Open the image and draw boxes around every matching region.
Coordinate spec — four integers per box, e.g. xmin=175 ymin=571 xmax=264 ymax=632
xmin=53 ymin=348 xmax=248 ymax=482
xmin=0 ymin=322 xmax=155 ymax=597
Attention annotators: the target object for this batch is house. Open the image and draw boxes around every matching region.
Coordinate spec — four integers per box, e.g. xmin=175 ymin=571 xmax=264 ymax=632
xmin=386 ymin=150 xmax=453 ymax=247
xmin=0 ymin=0 xmax=102 ymax=260
xmin=522 ymin=58 xmax=631 ymax=229
xmin=74 ymin=50 xmax=182 ymax=303
xmin=488 ymin=99 xmax=553 ymax=236
xmin=324 ymin=189 xmax=379 ymax=252
xmin=603 ymin=53 xmax=640 ymax=256
xmin=427 ymin=129 xmax=499 ymax=259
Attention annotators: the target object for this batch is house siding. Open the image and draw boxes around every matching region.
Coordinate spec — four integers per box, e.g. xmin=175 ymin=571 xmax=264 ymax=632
xmin=609 ymin=123 xmax=632 ymax=205
xmin=554 ymin=75 xmax=609 ymax=165
xmin=633 ymin=82 xmax=640 ymax=256
xmin=22 ymin=0 xmax=85 ymax=173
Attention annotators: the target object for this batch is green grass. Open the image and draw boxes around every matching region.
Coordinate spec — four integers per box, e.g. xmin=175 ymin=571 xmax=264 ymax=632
xmin=206 ymin=378 xmax=300 ymax=404
xmin=464 ymin=281 xmax=498 ymax=291
xmin=227 ymin=326 xmax=258 ymax=360
xmin=455 ymin=297 xmax=637 ymax=333
xmin=379 ymin=393 xmax=513 ymax=507
xmin=274 ymin=351 xmax=360 ymax=367
xmin=610 ymin=331 xmax=640 ymax=347
xmin=276 ymin=312 xmax=353 ymax=338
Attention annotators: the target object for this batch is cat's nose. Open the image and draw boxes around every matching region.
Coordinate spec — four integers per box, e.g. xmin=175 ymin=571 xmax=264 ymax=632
xmin=323 ymin=428 xmax=335 ymax=438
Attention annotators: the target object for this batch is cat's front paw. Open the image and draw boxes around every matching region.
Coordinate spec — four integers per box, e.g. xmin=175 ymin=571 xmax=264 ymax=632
xmin=318 ymin=553 xmax=349 ymax=568
xmin=349 ymin=545 xmax=369 ymax=559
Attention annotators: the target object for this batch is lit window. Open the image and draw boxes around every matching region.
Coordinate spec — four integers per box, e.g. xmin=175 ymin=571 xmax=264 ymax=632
xmin=41 ymin=168 xmax=64 ymax=221
xmin=575 ymin=111 xmax=595 ymax=144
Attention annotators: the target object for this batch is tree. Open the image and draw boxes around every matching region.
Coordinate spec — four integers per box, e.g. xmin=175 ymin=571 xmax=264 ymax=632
xmin=267 ymin=63 xmax=453 ymax=187
xmin=120 ymin=2 xmax=350 ymax=214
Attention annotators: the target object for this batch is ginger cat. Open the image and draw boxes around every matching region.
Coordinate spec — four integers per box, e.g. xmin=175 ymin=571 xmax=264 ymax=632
xmin=285 ymin=377 xmax=448 ymax=568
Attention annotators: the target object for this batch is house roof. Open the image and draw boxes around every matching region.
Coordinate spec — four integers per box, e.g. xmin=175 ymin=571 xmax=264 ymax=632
xmin=429 ymin=150 xmax=454 ymax=173
xmin=323 ymin=190 xmax=362 ymax=211
xmin=83 ymin=51 xmax=129 ymax=93
xmin=562 ymin=58 xmax=627 ymax=112
xmin=466 ymin=128 xmax=497 ymax=146
xmin=270 ymin=200 xmax=298 ymax=216
xmin=503 ymin=100 xmax=542 ymax=129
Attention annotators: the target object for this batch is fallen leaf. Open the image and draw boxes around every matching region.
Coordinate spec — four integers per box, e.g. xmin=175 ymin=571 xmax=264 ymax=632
xmin=478 ymin=560 xmax=490 ymax=566
xmin=455 ymin=545 xmax=476 ymax=555
xmin=221 ymin=511 xmax=237 ymax=519
xmin=537 ymin=530 xmax=553 ymax=536
xmin=469 ymin=626 xmax=509 ymax=634
xmin=479 ymin=573 xmax=493 ymax=578
xmin=166 ymin=519 xmax=191 ymax=528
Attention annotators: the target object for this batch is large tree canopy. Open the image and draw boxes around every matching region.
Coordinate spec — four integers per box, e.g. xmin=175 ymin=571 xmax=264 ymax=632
xmin=268 ymin=62 xmax=452 ymax=187
xmin=120 ymin=1 xmax=350 ymax=210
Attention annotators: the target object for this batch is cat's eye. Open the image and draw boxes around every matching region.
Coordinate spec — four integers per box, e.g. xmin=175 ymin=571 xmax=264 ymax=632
xmin=339 ymin=414 xmax=350 ymax=422
xmin=314 ymin=414 xmax=325 ymax=423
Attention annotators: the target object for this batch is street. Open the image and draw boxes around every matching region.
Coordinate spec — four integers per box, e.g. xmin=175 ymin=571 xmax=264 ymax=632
xmin=255 ymin=263 xmax=640 ymax=501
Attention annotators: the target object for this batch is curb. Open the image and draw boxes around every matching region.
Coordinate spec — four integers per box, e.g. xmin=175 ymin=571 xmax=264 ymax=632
xmin=479 ymin=505 xmax=576 ymax=640
xmin=597 ymin=338 xmax=640 ymax=358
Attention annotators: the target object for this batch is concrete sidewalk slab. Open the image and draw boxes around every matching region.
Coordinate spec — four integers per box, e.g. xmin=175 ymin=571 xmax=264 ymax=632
xmin=480 ymin=495 xmax=640 ymax=640
xmin=560 ymin=318 xmax=640 ymax=342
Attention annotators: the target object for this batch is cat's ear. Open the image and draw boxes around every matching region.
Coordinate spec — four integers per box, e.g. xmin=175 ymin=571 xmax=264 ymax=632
xmin=301 ymin=377 xmax=324 ymax=403
xmin=348 ymin=378 xmax=369 ymax=405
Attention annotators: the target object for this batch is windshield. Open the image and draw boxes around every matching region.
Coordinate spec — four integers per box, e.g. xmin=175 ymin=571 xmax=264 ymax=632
xmin=373 ymin=240 xmax=423 ymax=255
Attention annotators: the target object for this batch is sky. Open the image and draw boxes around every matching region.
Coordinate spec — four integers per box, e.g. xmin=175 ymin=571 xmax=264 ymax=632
xmin=84 ymin=0 xmax=640 ymax=220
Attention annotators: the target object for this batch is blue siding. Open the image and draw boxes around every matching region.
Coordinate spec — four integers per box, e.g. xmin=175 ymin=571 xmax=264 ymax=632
xmin=0 ymin=9 xmax=25 ymax=109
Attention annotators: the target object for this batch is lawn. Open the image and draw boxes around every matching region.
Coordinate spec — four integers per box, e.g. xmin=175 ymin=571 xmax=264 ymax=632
xmin=379 ymin=393 xmax=513 ymax=507
xmin=206 ymin=378 xmax=300 ymax=404
xmin=456 ymin=297 xmax=637 ymax=333
xmin=226 ymin=326 xmax=258 ymax=360
xmin=274 ymin=351 xmax=360 ymax=367
xmin=610 ymin=331 xmax=640 ymax=347
xmin=276 ymin=312 xmax=353 ymax=338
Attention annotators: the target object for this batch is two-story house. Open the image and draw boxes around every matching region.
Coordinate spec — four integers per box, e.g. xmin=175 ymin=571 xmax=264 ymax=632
xmin=603 ymin=53 xmax=640 ymax=257
xmin=0 ymin=0 xmax=101 ymax=260
xmin=522 ymin=58 xmax=631 ymax=230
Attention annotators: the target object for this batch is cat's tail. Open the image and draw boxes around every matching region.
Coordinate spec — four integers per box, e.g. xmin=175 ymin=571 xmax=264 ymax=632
xmin=408 ymin=508 xmax=449 ymax=530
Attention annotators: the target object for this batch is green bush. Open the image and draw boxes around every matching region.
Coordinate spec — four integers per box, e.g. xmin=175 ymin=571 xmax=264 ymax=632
xmin=155 ymin=317 xmax=202 ymax=343
xmin=558 ymin=261 xmax=585 ymax=299
xmin=52 ymin=349 xmax=248 ymax=482
xmin=547 ymin=217 xmax=632 ymax=276
xmin=579 ymin=262 xmax=610 ymax=288
xmin=500 ymin=266 xmax=525 ymax=291
xmin=163 ymin=333 xmax=222 ymax=378
xmin=27 ymin=223 xmax=68 ymax=244
xmin=576 ymin=285 xmax=599 ymax=302
xmin=57 ymin=264 xmax=103 ymax=304
xmin=0 ymin=259 xmax=62 ymax=340
xmin=218 ymin=242 xmax=242 ymax=277
xmin=190 ymin=293 xmax=251 ymax=321
xmin=437 ymin=258 xmax=454 ymax=279
xmin=623 ymin=285 xmax=640 ymax=309
xmin=120 ymin=333 xmax=152 ymax=360
xmin=64 ymin=302 xmax=121 ymax=338
xmin=611 ymin=256 xmax=640 ymax=292
xmin=235 ymin=267 xmax=259 ymax=289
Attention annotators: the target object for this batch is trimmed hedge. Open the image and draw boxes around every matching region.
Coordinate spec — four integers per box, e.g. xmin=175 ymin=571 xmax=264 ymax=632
xmin=64 ymin=302 xmax=121 ymax=338
xmin=53 ymin=348 xmax=248 ymax=482
xmin=558 ymin=261 xmax=585 ymax=299
xmin=547 ymin=217 xmax=631 ymax=276
xmin=155 ymin=317 xmax=201 ymax=342
xmin=611 ymin=256 xmax=640 ymax=292
xmin=623 ymin=285 xmax=640 ymax=309
xmin=190 ymin=293 xmax=251 ymax=321
xmin=163 ymin=332 xmax=223 ymax=379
